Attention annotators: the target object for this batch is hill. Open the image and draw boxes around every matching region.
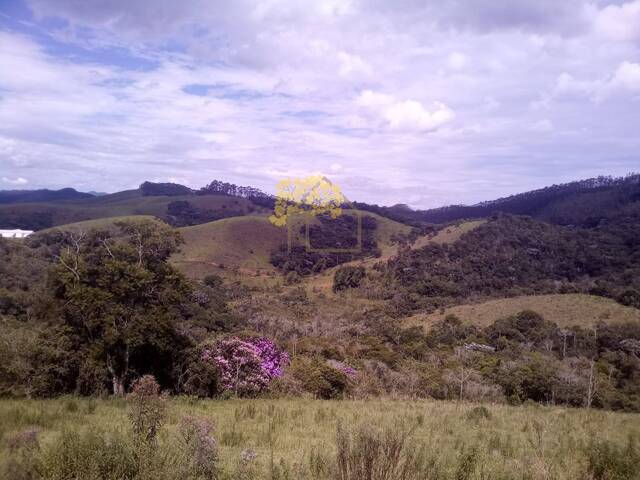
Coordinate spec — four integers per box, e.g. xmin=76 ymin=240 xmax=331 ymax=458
xmin=0 ymin=188 xmax=93 ymax=204
xmin=384 ymin=208 xmax=640 ymax=315
xmin=36 ymin=215 xmax=165 ymax=233
xmin=405 ymin=293 xmax=640 ymax=330
xmin=0 ymin=189 xmax=266 ymax=230
xmin=171 ymin=209 xmax=412 ymax=281
xmin=355 ymin=173 xmax=640 ymax=226
xmin=411 ymin=219 xmax=486 ymax=249
xmin=171 ymin=215 xmax=286 ymax=279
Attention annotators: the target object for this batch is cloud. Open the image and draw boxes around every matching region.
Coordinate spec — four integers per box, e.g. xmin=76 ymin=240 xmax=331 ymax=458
xmin=611 ymin=61 xmax=640 ymax=91
xmin=356 ymin=90 xmax=455 ymax=132
xmin=0 ymin=0 xmax=637 ymax=207
xmin=329 ymin=162 xmax=343 ymax=173
xmin=337 ymin=51 xmax=373 ymax=77
xmin=447 ymin=52 xmax=468 ymax=70
xmin=553 ymin=61 xmax=640 ymax=101
xmin=592 ymin=0 xmax=640 ymax=42
xmin=2 ymin=177 xmax=28 ymax=185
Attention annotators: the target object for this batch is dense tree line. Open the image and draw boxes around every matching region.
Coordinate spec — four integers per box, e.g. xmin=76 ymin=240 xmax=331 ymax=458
xmin=165 ymin=200 xmax=249 ymax=227
xmin=355 ymin=173 xmax=640 ymax=226
xmin=0 ymin=221 xmax=237 ymax=397
xmin=139 ymin=182 xmax=194 ymax=196
xmin=380 ymin=207 xmax=640 ymax=314
xmin=270 ymin=214 xmax=380 ymax=275
xmin=198 ymin=180 xmax=275 ymax=208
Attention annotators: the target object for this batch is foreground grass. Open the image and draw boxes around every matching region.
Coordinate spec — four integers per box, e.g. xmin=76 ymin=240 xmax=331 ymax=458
xmin=1 ymin=397 xmax=639 ymax=479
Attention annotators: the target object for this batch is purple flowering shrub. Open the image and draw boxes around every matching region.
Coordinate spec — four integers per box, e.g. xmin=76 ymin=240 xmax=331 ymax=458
xmin=202 ymin=336 xmax=289 ymax=396
xmin=327 ymin=359 xmax=357 ymax=377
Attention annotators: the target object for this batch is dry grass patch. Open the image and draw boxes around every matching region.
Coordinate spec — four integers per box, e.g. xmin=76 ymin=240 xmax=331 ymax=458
xmin=405 ymin=293 xmax=640 ymax=330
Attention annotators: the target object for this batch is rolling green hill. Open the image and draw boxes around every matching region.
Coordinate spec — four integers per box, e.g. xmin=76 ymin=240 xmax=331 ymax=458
xmin=170 ymin=210 xmax=411 ymax=281
xmin=404 ymin=293 xmax=640 ymax=330
xmin=36 ymin=215 xmax=166 ymax=233
xmin=0 ymin=190 xmax=266 ymax=230
xmin=171 ymin=215 xmax=286 ymax=278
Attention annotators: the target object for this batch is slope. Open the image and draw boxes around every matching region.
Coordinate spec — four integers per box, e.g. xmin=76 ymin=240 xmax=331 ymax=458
xmin=404 ymin=293 xmax=640 ymax=329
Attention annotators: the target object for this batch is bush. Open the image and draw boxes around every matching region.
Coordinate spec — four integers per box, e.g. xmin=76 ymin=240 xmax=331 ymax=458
xmin=335 ymin=422 xmax=433 ymax=480
xmin=176 ymin=415 xmax=219 ymax=478
xmin=333 ymin=266 xmax=366 ymax=292
xmin=127 ymin=375 xmax=167 ymax=446
xmin=466 ymin=406 xmax=491 ymax=422
xmin=284 ymin=357 xmax=349 ymax=399
xmin=182 ymin=355 xmax=221 ymax=398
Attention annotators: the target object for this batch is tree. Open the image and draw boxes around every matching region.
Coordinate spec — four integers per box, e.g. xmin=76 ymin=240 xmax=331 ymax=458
xmin=201 ymin=336 xmax=289 ymax=396
xmin=49 ymin=220 xmax=192 ymax=396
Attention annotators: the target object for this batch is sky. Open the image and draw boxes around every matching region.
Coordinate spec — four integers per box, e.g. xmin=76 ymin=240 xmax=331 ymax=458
xmin=0 ymin=0 xmax=639 ymax=208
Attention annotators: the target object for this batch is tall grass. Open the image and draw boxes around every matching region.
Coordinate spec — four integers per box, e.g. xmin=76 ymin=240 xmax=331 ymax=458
xmin=0 ymin=397 xmax=639 ymax=479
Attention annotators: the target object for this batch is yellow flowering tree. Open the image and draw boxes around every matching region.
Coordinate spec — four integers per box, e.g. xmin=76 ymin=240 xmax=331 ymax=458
xmin=269 ymin=175 xmax=345 ymax=227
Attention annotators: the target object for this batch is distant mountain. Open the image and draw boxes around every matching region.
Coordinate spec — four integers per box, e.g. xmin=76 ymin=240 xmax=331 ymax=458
xmin=2 ymin=174 xmax=639 ymax=231
xmin=0 ymin=188 xmax=94 ymax=205
xmin=356 ymin=174 xmax=640 ymax=227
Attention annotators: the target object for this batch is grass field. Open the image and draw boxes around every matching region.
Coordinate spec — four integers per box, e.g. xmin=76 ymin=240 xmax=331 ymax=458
xmin=1 ymin=397 xmax=638 ymax=479
xmin=405 ymin=293 xmax=640 ymax=330
xmin=412 ymin=220 xmax=487 ymax=250
xmin=37 ymin=215 xmax=165 ymax=233
xmin=171 ymin=215 xmax=287 ymax=279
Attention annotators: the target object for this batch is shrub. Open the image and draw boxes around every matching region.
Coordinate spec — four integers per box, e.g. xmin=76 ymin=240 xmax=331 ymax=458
xmin=203 ymin=274 xmax=224 ymax=289
xmin=466 ymin=406 xmax=491 ymax=422
xmin=335 ymin=422 xmax=431 ymax=480
xmin=284 ymin=357 xmax=349 ymax=399
xmin=127 ymin=375 xmax=167 ymax=446
xmin=182 ymin=348 xmax=221 ymax=398
xmin=333 ymin=266 xmax=366 ymax=292
xmin=177 ymin=415 xmax=219 ymax=478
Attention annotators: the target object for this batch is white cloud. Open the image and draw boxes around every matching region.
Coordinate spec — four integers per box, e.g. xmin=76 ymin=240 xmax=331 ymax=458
xmin=356 ymin=90 xmax=455 ymax=132
xmin=553 ymin=62 xmax=640 ymax=101
xmin=337 ymin=51 xmax=373 ymax=77
xmin=554 ymin=72 xmax=596 ymax=96
xmin=611 ymin=61 xmax=640 ymax=91
xmin=592 ymin=0 xmax=640 ymax=42
xmin=329 ymin=162 xmax=343 ymax=173
xmin=2 ymin=177 xmax=28 ymax=185
xmin=0 ymin=0 xmax=637 ymax=206
xmin=447 ymin=52 xmax=468 ymax=70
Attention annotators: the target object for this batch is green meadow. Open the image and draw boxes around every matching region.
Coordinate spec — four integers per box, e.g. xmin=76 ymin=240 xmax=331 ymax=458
xmin=1 ymin=397 xmax=639 ymax=480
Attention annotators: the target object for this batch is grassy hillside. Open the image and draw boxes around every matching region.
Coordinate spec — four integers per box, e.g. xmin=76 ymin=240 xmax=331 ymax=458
xmin=405 ymin=293 xmax=640 ymax=330
xmin=0 ymin=191 xmax=265 ymax=230
xmin=412 ymin=219 xmax=486 ymax=249
xmin=1 ymin=397 xmax=638 ymax=480
xmin=171 ymin=210 xmax=411 ymax=282
xmin=36 ymin=215 xmax=165 ymax=233
xmin=171 ymin=215 xmax=286 ymax=278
